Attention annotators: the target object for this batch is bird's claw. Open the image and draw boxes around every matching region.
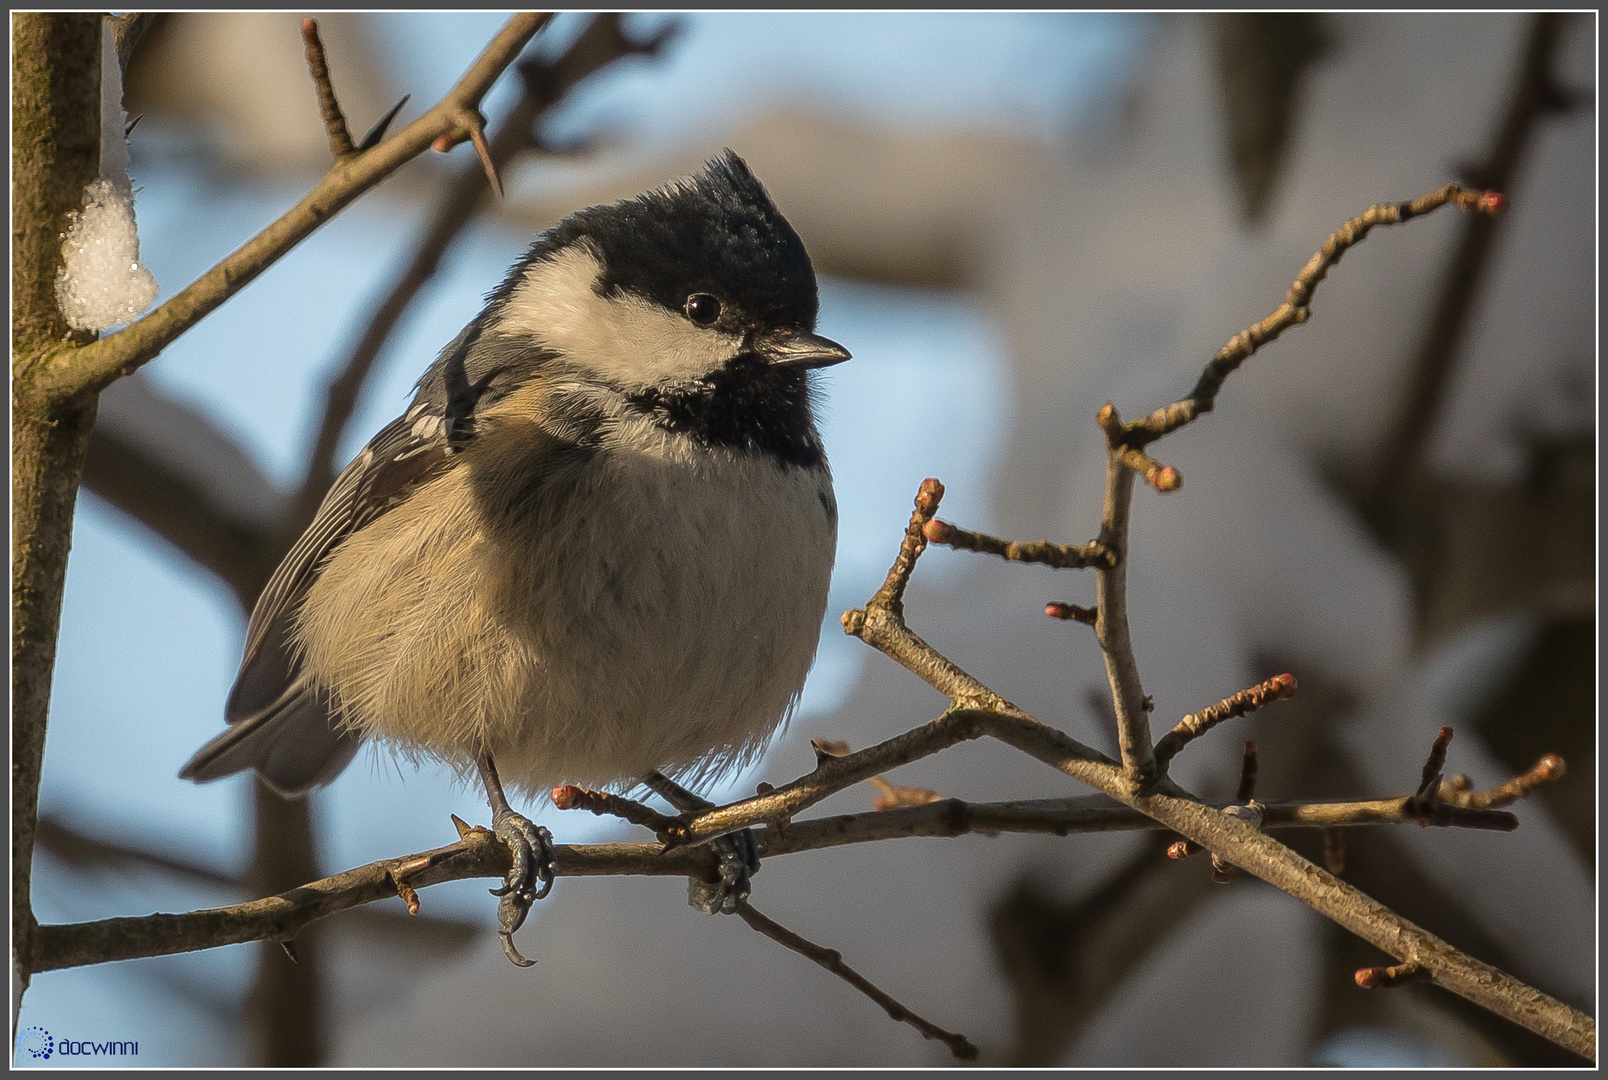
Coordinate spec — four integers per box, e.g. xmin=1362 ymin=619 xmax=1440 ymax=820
xmin=488 ymin=804 xmax=553 ymax=965
xmin=688 ymin=828 xmax=760 ymax=915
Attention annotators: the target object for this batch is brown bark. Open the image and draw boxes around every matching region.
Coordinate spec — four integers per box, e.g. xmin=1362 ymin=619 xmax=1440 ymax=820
xmin=11 ymin=11 xmax=103 ymax=990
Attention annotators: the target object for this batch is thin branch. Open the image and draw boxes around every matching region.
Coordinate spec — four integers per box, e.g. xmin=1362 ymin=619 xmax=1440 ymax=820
xmin=1447 ymin=753 xmax=1566 ymax=809
xmin=32 ymin=11 xmax=554 ymax=404
xmin=1152 ymin=673 xmax=1299 ymax=766
xmin=1044 ymin=601 xmax=1099 ymax=625
xmin=300 ymin=18 xmax=355 ymax=160
xmin=736 ymin=902 xmax=980 ymax=1062
xmin=1122 ymin=184 xmax=1505 ymax=446
xmin=1092 ymin=404 xmax=1156 ymax=787
xmin=552 ymin=784 xmax=679 ymax=838
xmin=923 ymin=518 xmax=1115 ymax=570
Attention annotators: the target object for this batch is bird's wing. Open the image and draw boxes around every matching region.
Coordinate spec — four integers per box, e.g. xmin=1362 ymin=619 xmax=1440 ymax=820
xmin=181 ymin=406 xmax=454 ymax=791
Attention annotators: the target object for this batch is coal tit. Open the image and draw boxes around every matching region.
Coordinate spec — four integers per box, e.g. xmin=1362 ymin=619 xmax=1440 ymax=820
xmin=181 ymin=151 xmax=848 ymax=961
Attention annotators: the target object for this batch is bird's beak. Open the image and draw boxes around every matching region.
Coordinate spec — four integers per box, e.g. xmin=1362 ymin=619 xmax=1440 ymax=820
xmin=753 ymin=328 xmax=851 ymax=369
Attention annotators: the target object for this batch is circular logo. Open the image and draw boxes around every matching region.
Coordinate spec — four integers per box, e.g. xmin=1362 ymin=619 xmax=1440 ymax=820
xmin=16 ymin=1026 xmax=53 ymax=1060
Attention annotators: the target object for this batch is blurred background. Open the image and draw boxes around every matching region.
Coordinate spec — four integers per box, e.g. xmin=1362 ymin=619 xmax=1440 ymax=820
xmin=17 ymin=11 xmax=1594 ymax=1067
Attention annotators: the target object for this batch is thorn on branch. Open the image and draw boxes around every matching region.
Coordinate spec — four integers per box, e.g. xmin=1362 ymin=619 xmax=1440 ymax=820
xmin=1153 ymin=673 xmax=1299 ymax=766
xmin=300 ymin=18 xmax=356 ymax=160
xmin=811 ymin=737 xmax=849 ymax=768
xmin=1407 ymin=726 xmax=1453 ymax=821
xmin=357 ymin=94 xmax=411 ymax=152
xmin=1045 ymin=601 xmax=1098 ymax=625
xmin=450 ymin=813 xmax=475 ymax=840
xmin=124 ymin=113 xmax=143 ymax=138
xmin=923 ymin=518 xmax=1115 ymax=571
xmin=1355 ymin=959 xmax=1426 ymax=989
xmin=736 ymin=902 xmax=979 ymax=1061
xmin=278 ymin=938 xmax=299 ymax=964
xmin=467 ymin=117 xmax=503 ymax=198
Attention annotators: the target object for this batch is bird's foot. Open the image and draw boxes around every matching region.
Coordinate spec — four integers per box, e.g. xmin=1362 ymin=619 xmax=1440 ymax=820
xmin=487 ymin=804 xmax=554 ymax=966
xmin=687 ymin=827 xmax=760 ymax=916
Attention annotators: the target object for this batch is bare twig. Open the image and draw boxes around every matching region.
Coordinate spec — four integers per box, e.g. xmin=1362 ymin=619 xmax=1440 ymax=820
xmin=300 ymin=18 xmax=355 ymax=160
xmin=1044 ymin=601 xmax=1099 ymax=625
xmin=1153 ymin=673 xmax=1299 ymax=766
xmin=553 ymin=785 xmax=679 ymax=839
xmin=736 ymin=902 xmax=979 ymax=1061
xmin=32 ymin=12 xmax=553 ymax=403
xmin=1090 ymin=404 xmax=1157 ymax=787
xmin=1452 ymin=753 xmax=1566 ymax=809
xmin=1122 ymin=184 xmax=1505 ymax=446
xmin=924 ymin=518 xmax=1115 ymax=570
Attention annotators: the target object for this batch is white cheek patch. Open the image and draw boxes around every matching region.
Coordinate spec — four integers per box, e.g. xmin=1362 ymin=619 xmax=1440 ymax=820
xmin=496 ymin=243 xmax=743 ymax=390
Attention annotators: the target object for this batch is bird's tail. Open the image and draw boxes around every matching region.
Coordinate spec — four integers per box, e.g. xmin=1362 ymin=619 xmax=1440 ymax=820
xmin=180 ymin=680 xmax=360 ymax=797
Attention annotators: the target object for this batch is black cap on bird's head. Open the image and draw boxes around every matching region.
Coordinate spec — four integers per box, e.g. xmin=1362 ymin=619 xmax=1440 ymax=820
xmin=575 ymin=149 xmax=822 ymax=333
xmin=487 ymin=151 xmax=849 ymax=385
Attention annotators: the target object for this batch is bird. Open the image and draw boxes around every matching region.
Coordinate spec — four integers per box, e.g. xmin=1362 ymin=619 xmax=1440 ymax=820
xmin=180 ymin=150 xmax=848 ymax=964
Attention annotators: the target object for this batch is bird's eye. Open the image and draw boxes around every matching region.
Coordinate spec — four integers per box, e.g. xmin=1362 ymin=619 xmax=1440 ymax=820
xmin=685 ymin=293 xmax=721 ymax=326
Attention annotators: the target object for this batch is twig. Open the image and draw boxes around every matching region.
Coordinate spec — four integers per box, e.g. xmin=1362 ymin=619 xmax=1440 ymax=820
xmin=300 ymin=18 xmax=355 ymax=160
xmin=1153 ymin=673 xmax=1298 ymax=766
xmin=553 ymin=785 xmax=679 ymax=839
xmin=923 ymin=518 xmax=1115 ymax=570
xmin=1122 ymin=184 xmax=1506 ymax=446
xmin=1091 ymin=404 xmax=1156 ymax=788
xmin=735 ymin=903 xmax=979 ymax=1062
xmin=1044 ymin=602 xmax=1099 ymax=625
xmin=39 ymin=11 xmax=553 ymax=403
xmin=1112 ymin=444 xmax=1182 ymax=493
xmin=1453 ymin=754 xmax=1567 ymax=809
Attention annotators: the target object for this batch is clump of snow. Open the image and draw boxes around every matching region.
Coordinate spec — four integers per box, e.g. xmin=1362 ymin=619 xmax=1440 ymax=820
xmin=54 ymin=19 xmax=159 ymax=333
xmin=54 ymin=178 xmax=160 ymax=332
